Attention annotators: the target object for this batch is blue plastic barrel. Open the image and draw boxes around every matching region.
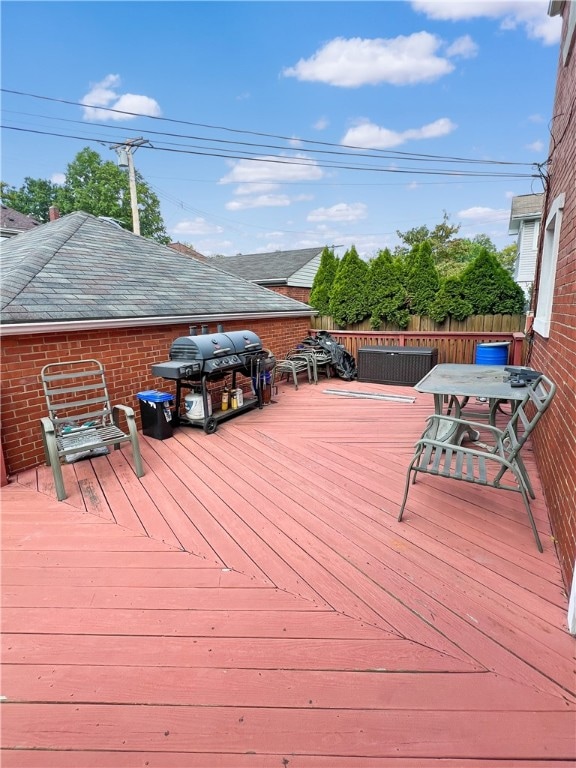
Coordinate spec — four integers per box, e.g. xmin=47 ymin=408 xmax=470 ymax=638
xmin=475 ymin=342 xmax=510 ymax=365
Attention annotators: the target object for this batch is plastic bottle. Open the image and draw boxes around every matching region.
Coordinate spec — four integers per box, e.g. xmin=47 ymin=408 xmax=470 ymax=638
xmin=230 ymin=390 xmax=238 ymax=410
xmin=221 ymin=387 xmax=229 ymax=411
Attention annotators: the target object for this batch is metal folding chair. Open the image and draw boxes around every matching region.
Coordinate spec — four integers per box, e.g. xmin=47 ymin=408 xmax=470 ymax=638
xmin=398 ymin=375 xmax=556 ymax=552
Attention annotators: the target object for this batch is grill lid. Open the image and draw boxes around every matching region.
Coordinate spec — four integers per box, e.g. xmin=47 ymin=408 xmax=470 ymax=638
xmin=170 ymin=332 xmax=233 ymax=361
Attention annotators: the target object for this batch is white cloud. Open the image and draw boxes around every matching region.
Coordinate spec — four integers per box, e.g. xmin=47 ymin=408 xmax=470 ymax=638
xmin=505 ymin=190 xmax=516 ymax=199
xmin=307 ymin=203 xmax=368 ymax=222
xmin=411 ymin=1 xmax=561 ymax=45
xmin=282 ymin=33 xmax=455 ymax=87
xmin=314 ymin=117 xmax=329 ymax=130
xmin=528 ymin=113 xmax=545 ymax=123
xmin=50 ymin=173 xmax=66 ymax=185
xmin=526 ymin=140 xmax=545 ymax=152
xmin=458 ymin=206 xmax=510 ymax=223
xmin=445 ymin=34 xmax=479 ymax=58
xmin=342 ymin=117 xmax=457 ymax=148
xmin=226 ymin=195 xmax=292 ymax=211
xmin=172 ymin=218 xmax=223 ymax=236
xmin=288 ymin=136 xmax=303 ymax=147
xmin=234 ymin=183 xmax=279 ymax=196
xmin=219 ymin=155 xmax=324 ymax=184
xmin=81 ymin=74 xmax=161 ymax=121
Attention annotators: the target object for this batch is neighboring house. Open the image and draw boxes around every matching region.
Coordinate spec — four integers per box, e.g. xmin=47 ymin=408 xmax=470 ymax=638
xmin=0 ymin=205 xmax=41 ymax=238
xmin=168 ymin=242 xmax=209 ymax=262
xmin=507 ymin=193 xmax=544 ymax=300
xmin=0 ymin=212 xmax=314 ymax=476
xmin=210 ymin=247 xmax=326 ymax=304
xmin=530 ymin=1 xmax=576 ymax=627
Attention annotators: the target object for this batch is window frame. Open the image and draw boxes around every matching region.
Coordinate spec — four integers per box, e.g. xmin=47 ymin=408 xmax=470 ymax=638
xmin=533 ymin=193 xmax=565 ymax=338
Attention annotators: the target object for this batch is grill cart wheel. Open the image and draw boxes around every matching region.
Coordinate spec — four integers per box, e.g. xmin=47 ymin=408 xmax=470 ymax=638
xmin=204 ymin=416 xmax=217 ymax=434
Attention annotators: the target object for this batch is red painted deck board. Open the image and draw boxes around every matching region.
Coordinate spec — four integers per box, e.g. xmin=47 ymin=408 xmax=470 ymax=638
xmin=4 ymin=705 xmax=575 ymax=758
xmin=2 ymin=378 xmax=574 ymax=765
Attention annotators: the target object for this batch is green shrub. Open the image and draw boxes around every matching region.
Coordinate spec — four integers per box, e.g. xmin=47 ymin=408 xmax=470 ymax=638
xmin=429 ymin=276 xmax=474 ymax=323
xmin=460 ymin=249 xmax=526 ymax=315
xmin=328 ymin=245 xmax=370 ymax=326
xmin=405 ymin=241 xmax=440 ymax=315
xmin=309 ymin=246 xmax=339 ymax=315
xmin=368 ymin=249 xmax=409 ymax=328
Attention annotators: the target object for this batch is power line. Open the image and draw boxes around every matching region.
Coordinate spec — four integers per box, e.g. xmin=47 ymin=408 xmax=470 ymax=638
xmin=1 ymin=124 xmax=539 ymax=179
xmin=1 ymin=87 xmax=538 ymax=167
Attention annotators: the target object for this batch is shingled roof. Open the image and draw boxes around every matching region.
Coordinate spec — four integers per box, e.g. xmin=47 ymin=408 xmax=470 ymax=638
xmin=0 ymin=212 xmax=313 ymax=327
xmin=1 ymin=205 xmax=41 ymax=237
xmin=210 ymin=247 xmax=324 ymax=285
xmin=508 ymin=193 xmax=544 ymax=234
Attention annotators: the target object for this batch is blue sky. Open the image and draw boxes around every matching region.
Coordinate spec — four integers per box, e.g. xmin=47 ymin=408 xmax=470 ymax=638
xmin=1 ymin=1 xmax=561 ymax=257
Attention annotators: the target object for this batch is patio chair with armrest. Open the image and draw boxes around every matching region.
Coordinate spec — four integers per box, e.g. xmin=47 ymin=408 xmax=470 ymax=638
xmin=40 ymin=359 xmax=144 ymax=501
xmin=275 ymin=349 xmax=313 ymax=390
xmin=397 ymin=374 xmax=556 ymax=552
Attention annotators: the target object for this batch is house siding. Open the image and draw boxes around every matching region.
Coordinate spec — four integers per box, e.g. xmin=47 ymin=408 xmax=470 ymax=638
xmin=288 ymin=254 xmax=322 ymax=288
xmin=0 ymin=317 xmax=310 ymax=475
xmin=515 ymin=219 xmax=539 ymax=285
xmin=531 ymin=8 xmax=576 ymax=590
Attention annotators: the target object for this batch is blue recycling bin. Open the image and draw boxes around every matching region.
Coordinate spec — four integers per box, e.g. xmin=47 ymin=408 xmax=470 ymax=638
xmin=136 ymin=390 xmax=174 ymax=440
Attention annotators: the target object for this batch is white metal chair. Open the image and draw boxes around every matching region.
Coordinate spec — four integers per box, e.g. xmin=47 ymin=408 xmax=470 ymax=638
xmin=40 ymin=359 xmax=144 ymax=501
xmin=398 ymin=375 xmax=556 ymax=552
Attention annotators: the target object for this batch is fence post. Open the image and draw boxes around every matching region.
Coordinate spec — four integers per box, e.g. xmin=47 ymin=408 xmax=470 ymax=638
xmin=511 ymin=332 xmax=525 ymax=366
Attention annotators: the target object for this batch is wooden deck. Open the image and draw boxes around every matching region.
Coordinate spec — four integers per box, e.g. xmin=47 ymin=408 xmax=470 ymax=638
xmin=2 ymin=378 xmax=575 ymax=767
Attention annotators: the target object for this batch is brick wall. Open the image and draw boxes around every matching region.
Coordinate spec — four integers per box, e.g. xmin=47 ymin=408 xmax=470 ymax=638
xmin=0 ymin=316 xmax=310 ymax=475
xmin=267 ymin=285 xmax=311 ymax=304
xmin=530 ymin=12 xmax=576 ymax=590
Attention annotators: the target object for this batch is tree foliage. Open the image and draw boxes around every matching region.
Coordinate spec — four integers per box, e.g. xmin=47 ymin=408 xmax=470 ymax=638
xmin=395 ymin=213 xmax=518 ymax=278
xmin=1 ymin=178 xmax=59 ymax=222
xmin=1 ymin=147 xmax=169 ymax=243
xmin=328 ymin=245 xmax=370 ymax=327
xmin=459 ymin=248 xmax=526 ymax=315
xmin=428 ymin=276 xmax=474 ymax=323
xmin=309 ymin=246 xmax=339 ymax=315
xmin=405 ymin=240 xmax=440 ymax=316
xmin=368 ymin=249 xmax=409 ymax=329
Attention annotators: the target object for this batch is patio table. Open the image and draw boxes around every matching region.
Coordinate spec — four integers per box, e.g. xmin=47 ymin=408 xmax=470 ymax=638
xmin=415 ymin=363 xmax=533 ymax=427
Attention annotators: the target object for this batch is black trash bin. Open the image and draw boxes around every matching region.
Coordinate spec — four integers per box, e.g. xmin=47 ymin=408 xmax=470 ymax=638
xmin=136 ymin=390 xmax=174 ymax=440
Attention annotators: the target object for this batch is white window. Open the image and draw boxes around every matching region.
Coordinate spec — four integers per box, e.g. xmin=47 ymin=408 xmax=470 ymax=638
xmin=532 ymin=220 xmax=541 ymax=250
xmin=533 ymin=194 xmax=565 ymax=338
xmin=563 ymin=0 xmax=576 ymax=65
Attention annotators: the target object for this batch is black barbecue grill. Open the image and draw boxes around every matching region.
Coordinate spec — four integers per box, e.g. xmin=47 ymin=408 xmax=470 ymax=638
xmin=151 ymin=330 xmax=269 ymax=433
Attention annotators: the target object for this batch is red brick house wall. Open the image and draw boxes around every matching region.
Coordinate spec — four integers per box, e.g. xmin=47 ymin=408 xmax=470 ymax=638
xmin=530 ymin=7 xmax=576 ymax=589
xmin=0 ymin=317 xmax=310 ymax=475
xmin=267 ymin=285 xmax=311 ymax=304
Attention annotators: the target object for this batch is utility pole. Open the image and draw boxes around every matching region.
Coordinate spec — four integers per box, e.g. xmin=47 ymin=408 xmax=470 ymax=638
xmin=110 ymin=138 xmax=149 ymax=236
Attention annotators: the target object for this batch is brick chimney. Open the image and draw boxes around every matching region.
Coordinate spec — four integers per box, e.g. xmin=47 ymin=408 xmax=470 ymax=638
xmin=49 ymin=206 xmax=60 ymax=221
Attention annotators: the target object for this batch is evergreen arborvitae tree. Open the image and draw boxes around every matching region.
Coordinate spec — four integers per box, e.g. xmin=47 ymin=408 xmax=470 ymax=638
xmin=328 ymin=245 xmax=370 ymax=327
xmin=368 ymin=249 xmax=409 ymax=329
xmin=405 ymin=240 xmax=440 ymax=315
xmin=429 ymin=276 xmax=474 ymax=323
xmin=460 ymin=248 xmax=526 ymax=315
xmin=309 ymin=246 xmax=339 ymax=315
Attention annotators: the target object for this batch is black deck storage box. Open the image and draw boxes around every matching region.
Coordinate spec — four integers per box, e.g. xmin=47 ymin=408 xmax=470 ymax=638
xmin=357 ymin=346 xmax=438 ymax=386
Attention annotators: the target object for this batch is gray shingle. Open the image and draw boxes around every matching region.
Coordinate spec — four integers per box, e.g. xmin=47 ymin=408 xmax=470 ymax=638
xmin=209 ymin=247 xmax=325 ymax=282
xmin=0 ymin=212 xmax=313 ymax=324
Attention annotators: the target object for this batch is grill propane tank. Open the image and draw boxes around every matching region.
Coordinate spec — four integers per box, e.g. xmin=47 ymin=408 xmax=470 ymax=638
xmin=184 ymin=391 xmax=212 ymax=421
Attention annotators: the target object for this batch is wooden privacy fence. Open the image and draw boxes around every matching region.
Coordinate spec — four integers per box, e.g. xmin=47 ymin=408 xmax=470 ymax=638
xmin=309 ymin=329 xmax=527 ymax=367
xmin=311 ymin=314 xmax=526 ymax=334
xmin=309 ymin=314 xmax=528 ymax=366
